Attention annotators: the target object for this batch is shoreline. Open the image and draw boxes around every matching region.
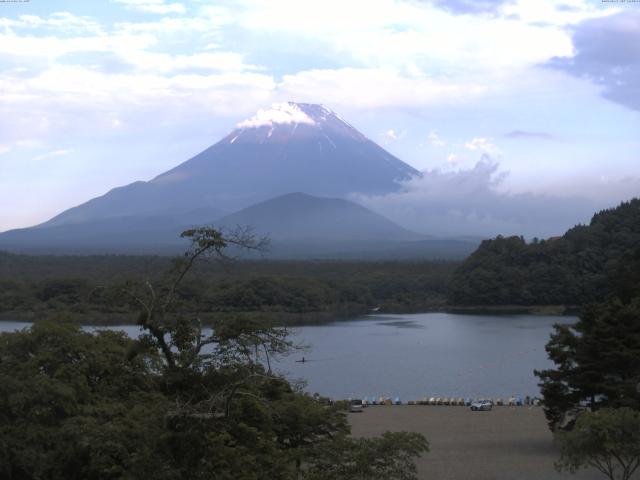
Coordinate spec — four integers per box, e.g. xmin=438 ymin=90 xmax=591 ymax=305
xmin=0 ymin=304 xmax=579 ymax=327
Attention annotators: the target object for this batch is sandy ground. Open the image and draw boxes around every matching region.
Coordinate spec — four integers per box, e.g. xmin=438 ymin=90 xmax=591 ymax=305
xmin=349 ymin=405 xmax=622 ymax=480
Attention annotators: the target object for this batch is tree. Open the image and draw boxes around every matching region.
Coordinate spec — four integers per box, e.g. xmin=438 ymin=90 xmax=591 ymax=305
xmin=270 ymin=391 xmax=349 ymax=475
xmin=535 ymin=298 xmax=640 ymax=430
xmin=555 ymin=408 xmax=640 ymax=480
xmin=0 ymin=316 xmax=172 ymax=480
xmin=303 ymin=431 xmax=429 ymax=480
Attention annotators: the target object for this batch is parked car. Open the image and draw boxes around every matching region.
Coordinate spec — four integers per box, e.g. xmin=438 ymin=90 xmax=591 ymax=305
xmin=470 ymin=400 xmax=493 ymax=411
xmin=349 ymin=399 xmax=364 ymax=413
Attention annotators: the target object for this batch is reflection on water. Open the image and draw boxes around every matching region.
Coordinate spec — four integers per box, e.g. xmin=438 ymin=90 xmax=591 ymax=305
xmin=277 ymin=313 xmax=575 ymax=400
xmin=0 ymin=312 xmax=574 ymax=400
xmin=376 ymin=320 xmax=425 ymax=329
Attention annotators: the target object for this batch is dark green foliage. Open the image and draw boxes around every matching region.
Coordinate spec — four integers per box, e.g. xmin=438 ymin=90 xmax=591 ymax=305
xmin=0 ymin=318 xmax=305 ymax=479
xmin=0 ymin=253 xmax=455 ymax=324
xmin=449 ymin=199 xmax=640 ymax=306
xmin=536 ymin=297 xmax=640 ymax=430
xmin=0 ymin=317 xmax=171 ymax=480
xmin=304 ymin=431 xmax=429 ymax=480
xmin=535 ymin=245 xmax=640 ymax=431
xmin=0 ymin=228 xmax=429 ymax=479
xmin=555 ymin=408 xmax=640 ymax=480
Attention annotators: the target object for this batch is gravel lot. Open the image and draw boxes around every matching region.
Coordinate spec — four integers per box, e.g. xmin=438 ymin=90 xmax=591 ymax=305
xmin=349 ymin=405 xmax=618 ymax=480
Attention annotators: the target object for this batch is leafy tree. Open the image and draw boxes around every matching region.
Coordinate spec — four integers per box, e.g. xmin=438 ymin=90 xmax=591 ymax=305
xmin=0 ymin=316 xmax=171 ymax=480
xmin=535 ymin=298 xmax=640 ymax=430
xmin=555 ymin=408 xmax=640 ymax=480
xmin=303 ymin=431 xmax=429 ymax=480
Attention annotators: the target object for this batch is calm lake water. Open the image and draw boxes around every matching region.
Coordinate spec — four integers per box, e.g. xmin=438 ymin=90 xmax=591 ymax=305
xmin=0 ymin=313 xmax=573 ymax=400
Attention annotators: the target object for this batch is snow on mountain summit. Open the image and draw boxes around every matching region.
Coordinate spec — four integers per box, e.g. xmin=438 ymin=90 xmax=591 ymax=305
xmin=236 ymin=102 xmax=317 ymax=129
xmin=229 ymin=102 xmax=366 ymax=146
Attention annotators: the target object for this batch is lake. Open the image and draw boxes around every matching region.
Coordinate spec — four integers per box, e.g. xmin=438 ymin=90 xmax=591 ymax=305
xmin=0 ymin=313 xmax=572 ymax=400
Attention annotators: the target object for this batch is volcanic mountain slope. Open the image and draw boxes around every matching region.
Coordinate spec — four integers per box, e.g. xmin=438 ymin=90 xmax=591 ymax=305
xmin=42 ymin=102 xmax=419 ymax=228
xmin=0 ymin=103 xmax=479 ymax=258
xmin=0 ymin=207 xmax=225 ymax=254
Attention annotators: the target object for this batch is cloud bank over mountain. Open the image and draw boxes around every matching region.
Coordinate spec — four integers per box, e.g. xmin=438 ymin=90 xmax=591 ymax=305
xmin=354 ymin=158 xmax=640 ymax=238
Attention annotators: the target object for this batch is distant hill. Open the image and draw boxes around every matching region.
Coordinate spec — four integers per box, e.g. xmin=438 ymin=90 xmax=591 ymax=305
xmin=448 ymin=198 xmax=640 ymax=306
xmin=216 ymin=192 xmax=421 ymax=242
xmin=214 ymin=193 xmax=476 ymax=259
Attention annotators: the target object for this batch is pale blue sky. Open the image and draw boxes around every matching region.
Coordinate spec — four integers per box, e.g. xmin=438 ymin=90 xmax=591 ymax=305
xmin=1 ymin=0 xmax=639 ymax=232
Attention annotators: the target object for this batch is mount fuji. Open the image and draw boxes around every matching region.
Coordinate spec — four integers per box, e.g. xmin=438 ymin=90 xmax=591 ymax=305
xmin=43 ymin=102 xmax=418 ymax=227
xmin=0 ymin=103 xmax=478 ymax=258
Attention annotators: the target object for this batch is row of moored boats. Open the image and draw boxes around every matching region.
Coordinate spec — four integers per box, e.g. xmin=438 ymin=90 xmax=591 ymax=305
xmin=355 ymin=396 xmax=541 ymax=406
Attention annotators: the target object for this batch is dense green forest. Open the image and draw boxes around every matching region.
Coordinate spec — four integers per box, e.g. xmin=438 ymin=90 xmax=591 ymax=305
xmin=449 ymin=199 xmax=640 ymax=307
xmin=0 ymin=253 xmax=456 ymax=325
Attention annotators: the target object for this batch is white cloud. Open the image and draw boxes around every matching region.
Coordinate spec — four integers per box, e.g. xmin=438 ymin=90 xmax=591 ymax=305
xmin=464 ymin=137 xmax=500 ymax=155
xmin=112 ymin=0 xmax=186 ymax=15
xmin=503 ymin=0 xmax=617 ymax=26
xmin=352 ymin=159 xmax=602 ymax=237
xmin=33 ymin=149 xmax=72 ymax=161
xmin=0 ymin=29 xmax=253 ymax=75
xmin=427 ymin=131 xmax=446 ymax=147
xmin=236 ymin=102 xmax=315 ymax=128
xmin=540 ymin=174 xmax=640 ymax=206
xmin=0 ymin=31 xmax=158 ymax=62
xmin=380 ymin=129 xmax=403 ymax=143
xmin=0 ymin=8 xmax=264 ymax=148
xmin=235 ymin=0 xmax=605 ymax=72
xmin=113 ymin=6 xmax=231 ymax=35
xmin=0 ymin=63 xmax=277 ymax=149
xmin=0 ymin=12 xmax=104 ymax=33
xmin=278 ymin=68 xmax=487 ymax=108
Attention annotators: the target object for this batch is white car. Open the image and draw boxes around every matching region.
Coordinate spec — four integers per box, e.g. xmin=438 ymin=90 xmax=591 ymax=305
xmin=470 ymin=400 xmax=493 ymax=411
xmin=349 ymin=399 xmax=364 ymax=413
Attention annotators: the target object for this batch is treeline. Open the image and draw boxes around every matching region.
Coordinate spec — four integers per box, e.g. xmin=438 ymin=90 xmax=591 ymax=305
xmin=449 ymin=199 xmax=640 ymax=306
xmin=0 ymin=254 xmax=456 ymax=324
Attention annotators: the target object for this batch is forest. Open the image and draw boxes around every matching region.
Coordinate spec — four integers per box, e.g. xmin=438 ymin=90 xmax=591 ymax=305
xmin=448 ymin=199 xmax=640 ymax=307
xmin=0 ymin=253 xmax=456 ymax=325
